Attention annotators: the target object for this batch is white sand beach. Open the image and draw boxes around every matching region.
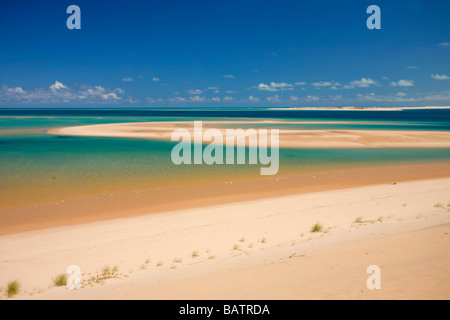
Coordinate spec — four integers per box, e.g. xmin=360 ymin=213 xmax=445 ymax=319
xmin=1 ymin=177 xmax=449 ymax=300
xmin=47 ymin=121 xmax=450 ymax=148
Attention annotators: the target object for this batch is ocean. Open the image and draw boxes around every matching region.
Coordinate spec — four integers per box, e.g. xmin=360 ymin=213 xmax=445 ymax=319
xmin=1 ymin=108 xmax=449 ymax=209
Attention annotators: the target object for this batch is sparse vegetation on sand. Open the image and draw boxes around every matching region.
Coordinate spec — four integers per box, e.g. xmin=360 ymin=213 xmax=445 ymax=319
xmin=6 ymin=280 xmax=21 ymax=298
xmin=173 ymin=257 xmax=183 ymax=264
xmin=232 ymin=244 xmax=241 ymax=251
xmin=352 ymin=217 xmax=383 ymax=225
xmin=156 ymin=261 xmax=164 ymax=267
xmin=82 ymin=268 xmax=125 ymax=287
xmin=52 ymin=274 xmax=68 ymax=287
xmin=311 ymin=223 xmax=323 ymax=233
xmin=434 ymin=203 xmax=443 ymax=208
xmin=192 ymin=250 xmax=199 ymax=258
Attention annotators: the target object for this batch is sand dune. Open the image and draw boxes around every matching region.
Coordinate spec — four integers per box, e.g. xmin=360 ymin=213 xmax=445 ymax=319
xmin=1 ymin=177 xmax=450 ymax=300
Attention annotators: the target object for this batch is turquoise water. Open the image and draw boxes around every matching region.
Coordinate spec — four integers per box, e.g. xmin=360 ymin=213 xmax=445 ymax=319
xmin=1 ymin=109 xmax=450 ymax=208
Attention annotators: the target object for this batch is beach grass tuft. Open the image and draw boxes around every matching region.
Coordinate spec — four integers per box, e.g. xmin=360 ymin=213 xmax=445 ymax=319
xmin=53 ymin=274 xmax=68 ymax=287
xmin=173 ymin=257 xmax=183 ymax=264
xmin=434 ymin=203 xmax=443 ymax=208
xmin=311 ymin=223 xmax=323 ymax=233
xmin=192 ymin=250 xmax=199 ymax=258
xmin=6 ymin=280 xmax=20 ymax=298
xmin=354 ymin=217 xmax=363 ymax=224
xmin=233 ymin=244 xmax=241 ymax=251
xmin=239 ymin=237 xmax=246 ymax=242
xmin=156 ymin=261 xmax=164 ymax=267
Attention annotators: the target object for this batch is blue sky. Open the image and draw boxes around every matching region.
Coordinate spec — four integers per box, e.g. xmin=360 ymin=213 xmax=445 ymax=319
xmin=0 ymin=0 xmax=449 ymax=107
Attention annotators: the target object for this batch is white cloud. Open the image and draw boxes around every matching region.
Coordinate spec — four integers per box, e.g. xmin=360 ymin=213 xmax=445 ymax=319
xmin=256 ymin=82 xmax=293 ymax=92
xmin=390 ymin=79 xmax=414 ymax=87
xmin=152 ymin=77 xmax=160 ymax=82
xmin=223 ymin=96 xmax=234 ymax=101
xmin=6 ymin=86 xmax=26 ymax=94
xmin=207 ymin=87 xmax=219 ymax=90
xmin=438 ymin=42 xmax=450 ymax=47
xmin=211 ymin=97 xmax=221 ymax=102
xmin=101 ymin=93 xmax=122 ymax=101
xmin=50 ymin=81 xmax=67 ymax=92
xmin=1 ymin=82 xmax=127 ymax=104
xmin=307 ymin=95 xmax=320 ymax=101
xmin=406 ymin=66 xmax=418 ymax=69
xmin=431 ymin=74 xmax=450 ymax=80
xmin=270 ymin=82 xmax=293 ymax=88
xmin=226 ymin=90 xmax=238 ymax=94
xmin=248 ymin=95 xmax=260 ymax=102
xmin=356 ymin=90 xmax=450 ymax=103
xmin=187 ymin=89 xmax=203 ymax=95
xmin=290 ymin=95 xmax=299 ymax=101
xmin=266 ymin=95 xmax=280 ymax=102
xmin=223 ymin=75 xmax=235 ymax=79
xmin=122 ymin=77 xmax=135 ymax=82
xmin=344 ymin=78 xmax=377 ymax=89
xmin=190 ymin=96 xmax=205 ymax=102
xmin=257 ymin=83 xmax=277 ymax=92
xmin=167 ymin=97 xmax=186 ymax=102
xmin=311 ymin=81 xmax=340 ymax=87
xmin=294 ymin=81 xmax=306 ymax=86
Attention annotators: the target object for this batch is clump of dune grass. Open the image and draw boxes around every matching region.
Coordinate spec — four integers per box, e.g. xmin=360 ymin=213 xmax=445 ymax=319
xmin=145 ymin=259 xmax=150 ymax=264
xmin=140 ymin=264 xmax=147 ymax=270
xmin=311 ymin=223 xmax=323 ymax=233
xmin=248 ymin=243 xmax=253 ymax=248
xmin=171 ymin=265 xmax=177 ymax=270
xmin=156 ymin=261 xmax=164 ymax=267
xmin=354 ymin=217 xmax=363 ymax=224
xmin=6 ymin=280 xmax=20 ymax=298
xmin=192 ymin=250 xmax=199 ymax=258
xmin=102 ymin=266 xmax=111 ymax=274
xmin=434 ymin=203 xmax=443 ymax=208
xmin=232 ymin=244 xmax=241 ymax=251
xmin=208 ymin=255 xmax=215 ymax=260
xmin=52 ymin=274 xmax=68 ymax=287
xmin=113 ymin=266 xmax=119 ymax=273
xmin=261 ymin=238 xmax=267 ymax=244
xmin=173 ymin=257 xmax=183 ymax=264
xmin=239 ymin=237 xmax=246 ymax=243
xmin=402 ymin=203 xmax=407 ymax=207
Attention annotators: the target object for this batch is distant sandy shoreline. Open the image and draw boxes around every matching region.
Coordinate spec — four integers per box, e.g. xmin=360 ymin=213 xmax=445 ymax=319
xmin=47 ymin=121 xmax=450 ymax=148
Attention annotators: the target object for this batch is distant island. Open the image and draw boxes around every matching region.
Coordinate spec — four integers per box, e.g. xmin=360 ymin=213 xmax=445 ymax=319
xmin=269 ymin=106 xmax=450 ymax=111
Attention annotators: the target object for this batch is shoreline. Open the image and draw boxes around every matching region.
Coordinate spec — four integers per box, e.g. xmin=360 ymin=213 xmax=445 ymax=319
xmin=1 ymin=177 xmax=449 ymax=300
xmin=1 ymin=162 xmax=450 ymax=235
